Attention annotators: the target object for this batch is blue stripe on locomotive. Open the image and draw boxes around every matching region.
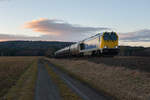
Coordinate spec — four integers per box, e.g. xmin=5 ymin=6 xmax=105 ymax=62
xmin=84 ymin=44 xmax=97 ymax=50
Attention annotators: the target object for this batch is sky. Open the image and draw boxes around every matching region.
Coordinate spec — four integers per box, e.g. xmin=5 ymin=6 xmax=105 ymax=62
xmin=0 ymin=0 xmax=150 ymax=47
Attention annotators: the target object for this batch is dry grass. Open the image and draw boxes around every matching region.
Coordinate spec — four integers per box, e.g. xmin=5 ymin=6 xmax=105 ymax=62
xmin=0 ymin=57 xmax=36 ymax=99
xmin=86 ymin=56 xmax=150 ymax=72
xmin=45 ymin=63 xmax=82 ymax=100
xmin=47 ymin=58 xmax=150 ymax=100
xmin=5 ymin=59 xmax=38 ymax=100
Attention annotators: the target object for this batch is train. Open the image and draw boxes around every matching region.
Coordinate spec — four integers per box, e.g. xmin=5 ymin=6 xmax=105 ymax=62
xmin=55 ymin=32 xmax=119 ymax=57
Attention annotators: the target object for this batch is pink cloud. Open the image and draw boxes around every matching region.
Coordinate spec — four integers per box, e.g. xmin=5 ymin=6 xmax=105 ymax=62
xmin=119 ymin=29 xmax=150 ymax=42
xmin=24 ymin=18 xmax=110 ymax=36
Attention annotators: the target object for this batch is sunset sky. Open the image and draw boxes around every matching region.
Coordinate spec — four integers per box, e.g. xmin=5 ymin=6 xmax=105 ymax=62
xmin=0 ymin=0 xmax=150 ymax=47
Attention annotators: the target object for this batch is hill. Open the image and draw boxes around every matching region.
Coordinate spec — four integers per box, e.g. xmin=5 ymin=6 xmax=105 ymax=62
xmin=0 ymin=41 xmax=74 ymax=56
xmin=0 ymin=41 xmax=149 ymax=56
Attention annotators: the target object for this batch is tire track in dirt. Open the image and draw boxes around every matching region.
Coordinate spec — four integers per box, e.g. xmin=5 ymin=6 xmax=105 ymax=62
xmin=44 ymin=59 xmax=107 ymax=100
xmin=35 ymin=60 xmax=61 ymax=100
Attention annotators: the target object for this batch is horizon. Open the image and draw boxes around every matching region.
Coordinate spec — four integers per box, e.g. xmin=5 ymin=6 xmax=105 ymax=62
xmin=0 ymin=40 xmax=149 ymax=48
xmin=0 ymin=0 xmax=150 ymax=47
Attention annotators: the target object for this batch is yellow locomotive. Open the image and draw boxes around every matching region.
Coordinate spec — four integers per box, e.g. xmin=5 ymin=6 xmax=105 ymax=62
xmin=55 ymin=32 xmax=119 ymax=57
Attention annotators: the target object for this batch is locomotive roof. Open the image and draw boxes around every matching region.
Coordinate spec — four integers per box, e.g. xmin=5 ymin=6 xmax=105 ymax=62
xmin=81 ymin=33 xmax=101 ymax=42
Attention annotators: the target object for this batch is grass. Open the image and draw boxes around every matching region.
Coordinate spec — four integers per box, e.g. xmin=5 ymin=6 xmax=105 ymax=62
xmin=87 ymin=56 xmax=150 ymax=72
xmin=45 ymin=63 xmax=82 ymax=100
xmin=46 ymin=58 xmax=150 ymax=100
xmin=0 ymin=57 xmax=36 ymax=99
xmin=5 ymin=58 xmax=38 ymax=100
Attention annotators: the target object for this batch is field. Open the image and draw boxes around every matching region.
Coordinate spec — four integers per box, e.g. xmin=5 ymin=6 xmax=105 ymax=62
xmin=0 ymin=57 xmax=37 ymax=99
xmin=86 ymin=56 xmax=150 ymax=72
xmin=47 ymin=57 xmax=150 ymax=100
xmin=1 ymin=56 xmax=150 ymax=100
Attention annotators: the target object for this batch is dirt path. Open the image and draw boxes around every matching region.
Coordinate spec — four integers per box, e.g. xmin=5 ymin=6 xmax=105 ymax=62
xmin=44 ymin=59 xmax=107 ymax=100
xmin=35 ymin=60 xmax=61 ymax=100
xmin=35 ymin=58 xmax=107 ymax=100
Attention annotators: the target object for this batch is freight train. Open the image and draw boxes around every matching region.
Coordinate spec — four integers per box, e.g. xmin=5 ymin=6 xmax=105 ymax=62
xmin=55 ymin=32 xmax=119 ymax=57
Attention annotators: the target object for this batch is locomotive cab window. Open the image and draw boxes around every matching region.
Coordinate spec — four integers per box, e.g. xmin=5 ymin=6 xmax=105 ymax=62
xmin=80 ymin=43 xmax=85 ymax=50
xmin=111 ymin=32 xmax=118 ymax=41
xmin=103 ymin=32 xmax=118 ymax=41
xmin=103 ymin=32 xmax=110 ymax=40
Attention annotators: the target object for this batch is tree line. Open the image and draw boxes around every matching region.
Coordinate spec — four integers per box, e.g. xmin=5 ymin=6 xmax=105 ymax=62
xmin=0 ymin=41 xmax=149 ymax=57
xmin=0 ymin=41 xmax=74 ymax=56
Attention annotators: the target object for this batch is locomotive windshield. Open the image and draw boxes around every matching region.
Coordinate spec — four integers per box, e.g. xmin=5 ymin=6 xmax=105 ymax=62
xmin=111 ymin=32 xmax=118 ymax=40
xmin=103 ymin=32 xmax=117 ymax=41
xmin=103 ymin=32 xmax=110 ymax=40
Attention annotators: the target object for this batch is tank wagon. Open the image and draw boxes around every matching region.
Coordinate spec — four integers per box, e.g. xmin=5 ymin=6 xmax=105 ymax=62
xmin=55 ymin=32 xmax=119 ymax=57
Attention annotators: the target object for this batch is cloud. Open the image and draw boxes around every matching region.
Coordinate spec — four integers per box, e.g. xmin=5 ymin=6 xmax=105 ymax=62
xmin=0 ymin=34 xmax=35 ymax=41
xmin=119 ymin=41 xmax=150 ymax=47
xmin=119 ymin=29 xmax=150 ymax=42
xmin=24 ymin=18 xmax=110 ymax=37
xmin=0 ymin=33 xmax=77 ymax=42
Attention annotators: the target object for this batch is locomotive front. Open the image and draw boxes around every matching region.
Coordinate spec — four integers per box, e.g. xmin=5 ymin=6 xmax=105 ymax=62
xmin=100 ymin=32 xmax=119 ymax=55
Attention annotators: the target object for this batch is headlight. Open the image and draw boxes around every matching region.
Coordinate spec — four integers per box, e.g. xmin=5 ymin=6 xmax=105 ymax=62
xmin=104 ymin=46 xmax=107 ymax=48
xmin=115 ymin=46 xmax=118 ymax=48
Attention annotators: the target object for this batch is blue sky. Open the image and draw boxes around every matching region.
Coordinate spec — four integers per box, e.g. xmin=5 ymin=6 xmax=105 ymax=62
xmin=0 ymin=0 xmax=150 ymax=46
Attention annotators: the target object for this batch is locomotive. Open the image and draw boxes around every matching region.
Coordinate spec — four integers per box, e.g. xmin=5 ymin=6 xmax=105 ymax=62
xmin=55 ymin=32 xmax=119 ymax=57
